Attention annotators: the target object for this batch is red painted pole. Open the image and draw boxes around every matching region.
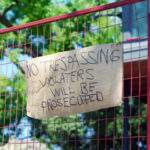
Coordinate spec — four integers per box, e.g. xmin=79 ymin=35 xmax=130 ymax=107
xmin=148 ymin=0 xmax=150 ymax=149
xmin=0 ymin=0 xmax=145 ymax=34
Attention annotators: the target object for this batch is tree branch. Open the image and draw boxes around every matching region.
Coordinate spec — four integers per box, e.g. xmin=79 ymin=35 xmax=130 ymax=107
xmin=3 ymin=4 xmax=15 ymax=16
xmin=3 ymin=50 xmax=25 ymax=74
xmin=0 ymin=15 xmax=13 ymax=27
xmin=20 ymin=44 xmax=42 ymax=58
xmin=3 ymin=42 xmax=42 ymax=74
xmin=0 ymin=3 xmax=18 ymax=34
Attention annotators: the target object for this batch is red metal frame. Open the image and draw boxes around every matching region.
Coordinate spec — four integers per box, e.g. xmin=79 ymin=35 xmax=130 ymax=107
xmin=0 ymin=0 xmax=148 ymax=149
xmin=0 ymin=0 xmax=145 ymax=34
xmin=147 ymin=0 xmax=150 ymax=149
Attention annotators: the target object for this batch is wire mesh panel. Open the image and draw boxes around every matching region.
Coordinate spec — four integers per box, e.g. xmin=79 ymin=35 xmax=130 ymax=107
xmin=0 ymin=0 xmax=148 ymax=149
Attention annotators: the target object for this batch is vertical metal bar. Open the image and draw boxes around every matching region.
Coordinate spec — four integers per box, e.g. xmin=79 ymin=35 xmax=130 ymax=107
xmin=147 ymin=0 xmax=150 ymax=149
xmin=90 ymin=13 xmax=94 ymax=150
xmin=75 ymin=17 xmax=78 ymax=150
xmin=133 ymin=3 xmax=142 ymax=150
xmin=63 ymin=21 xmax=65 ymax=52
xmin=52 ymin=123 xmax=55 ymax=149
xmin=9 ymin=33 xmax=14 ymax=144
xmin=0 ymin=37 xmax=2 ymax=148
xmin=67 ymin=118 xmax=70 ymax=149
xmin=97 ymin=11 xmax=100 ymax=149
xmin=123 ymin=81 xmax=130 ymax=150
xmin=43 ymin=25 xmax=45 ymax=55
xmin=105 ymin=109 xmax=108 ymax=150
xmin=77 ymin=17 xmax=79 ymax=49
xmin=106 ymin=10 xmax=108 ymax=43
xmin=99 ymin=11 xmax=101 ymax=44
xmin=129 ymin=3 xmax=133 ymax=149
xmin=90 ymin=112 xmax=92 ymax=150
xmin=113 ymin=8 xmax=116 ymax=150
xmin=37 ymin=25 xmax=39 ymax=56
xmin=50 ymin=24 xmax=51 ymax=54
xmin=82 ymin=15 xmax=86 ymax=150
xmin=84 ymin=16 xmax=86 ymax=48
xmin=56 ymin=22 xmax=58 ymax=53
xmin=14 ymin=30 xmax=20 ymax=150
xmin=92 ymin=13 xmax=94 ymax=45
xmin=70 ymin=19 xmax=72 ymax=50
xmin=105 ymin=10 xmax=109 ymax=150
xmin=20 ymin=29 xmax=26 ymax=149
xmin=122 ymin=3 xmax=129 ymax=150
xmin=26 ymin=28 xmax=30 ymax=148
xmin=60 ymin=118 xmax=62 ymax=150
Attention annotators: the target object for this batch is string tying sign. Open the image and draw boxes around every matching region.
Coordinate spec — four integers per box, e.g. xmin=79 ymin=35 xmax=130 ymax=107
xmin=26 ymin=43 xmax=123 ymax=119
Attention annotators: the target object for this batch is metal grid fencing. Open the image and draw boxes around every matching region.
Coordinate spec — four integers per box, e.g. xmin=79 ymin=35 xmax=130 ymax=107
xmin=0 ymin=0 xmax=149 ymax=149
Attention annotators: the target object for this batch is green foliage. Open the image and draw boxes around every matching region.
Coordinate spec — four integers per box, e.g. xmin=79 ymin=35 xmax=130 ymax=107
xmin=0 ymin=75 xmax=26 ymax=144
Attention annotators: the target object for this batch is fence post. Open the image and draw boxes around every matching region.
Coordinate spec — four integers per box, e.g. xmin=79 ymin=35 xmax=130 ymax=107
xmin=147 ymin=0 xmax=150 ymax=149
xmin=123 ymin=80 xmax=130 ymax=150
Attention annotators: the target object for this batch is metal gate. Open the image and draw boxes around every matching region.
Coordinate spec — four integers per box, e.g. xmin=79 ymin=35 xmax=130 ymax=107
xmin=0 ymin=0 xmax=149 ymax=149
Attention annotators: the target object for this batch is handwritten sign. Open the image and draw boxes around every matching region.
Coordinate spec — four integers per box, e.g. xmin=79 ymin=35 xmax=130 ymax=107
xmin=26 ymin=43 xmax=123 ymax=119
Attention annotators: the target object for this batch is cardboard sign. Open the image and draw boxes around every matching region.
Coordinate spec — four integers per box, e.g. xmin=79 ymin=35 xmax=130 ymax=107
xmin=26 ymin=43 xmax=123 ymax=119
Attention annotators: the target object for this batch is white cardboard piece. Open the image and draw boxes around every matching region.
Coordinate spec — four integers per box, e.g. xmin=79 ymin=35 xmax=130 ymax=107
xmin=26 ymin=43 xmax=123 ymax=119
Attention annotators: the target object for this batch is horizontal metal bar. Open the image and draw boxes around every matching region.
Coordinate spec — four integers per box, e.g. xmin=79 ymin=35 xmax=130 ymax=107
xmin=126 ymin=37 xmax=141 ymax=42
xmin=0 ymin=0 xmax=145 ymax=34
